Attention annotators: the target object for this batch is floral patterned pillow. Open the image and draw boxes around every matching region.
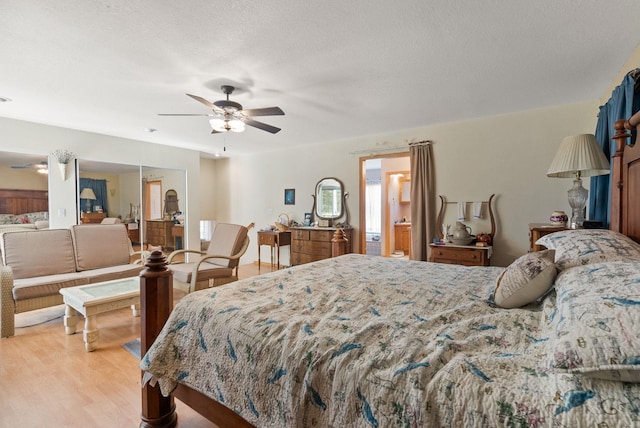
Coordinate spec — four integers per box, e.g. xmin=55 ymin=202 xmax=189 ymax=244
xmin=493 ymin=250 xmax=556 ymax=308
xmin=548 ymin=261 xmax=640 ymax=382
xmin=536 ymin=229 xmax=640 ymax=271
xmin=0 ymin=214 xmax=17 ymax=225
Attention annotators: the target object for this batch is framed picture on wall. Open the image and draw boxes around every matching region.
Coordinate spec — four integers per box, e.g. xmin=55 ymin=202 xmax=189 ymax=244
xmin=284 ymin=188 xmax=295 ymax=205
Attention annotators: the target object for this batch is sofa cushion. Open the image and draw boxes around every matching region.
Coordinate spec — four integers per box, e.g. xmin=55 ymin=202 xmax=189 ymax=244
xmin=12 ymin=273 xmax=88 ymax=301
xmin=1 ymin=229 xmax=77 ymax=279
xmin=80 ymin=264 xmax=144 ymax=284
xmin=71 ymin=224 xmax=131 ymax=271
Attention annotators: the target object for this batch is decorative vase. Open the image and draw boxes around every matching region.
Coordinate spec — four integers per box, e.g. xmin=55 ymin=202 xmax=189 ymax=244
xmin=58 ymin=163 xmax=68 ymax=180
xmin=550 ymin=210 xmax=568 ymax=226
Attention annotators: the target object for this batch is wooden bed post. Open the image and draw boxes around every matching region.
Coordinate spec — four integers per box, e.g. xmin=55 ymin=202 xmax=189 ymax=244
xmin=331 ymin=228 xmax=348 ymax=257
xmin=610 ymin=119 xmax=631 ymax=233
xmin=139 ymin=250 xmax=177 ymax=428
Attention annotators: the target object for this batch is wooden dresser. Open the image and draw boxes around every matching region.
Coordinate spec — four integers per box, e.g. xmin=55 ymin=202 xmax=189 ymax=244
xmin=145 ymin=219 xmax=175 ymax=249
xmin=81 ymin=212 xmax=106 ymax=224
xmin=290 ymin=227 xmax=353 ymax=266
xmin=429 ymin=244 xmax=491 ymax=266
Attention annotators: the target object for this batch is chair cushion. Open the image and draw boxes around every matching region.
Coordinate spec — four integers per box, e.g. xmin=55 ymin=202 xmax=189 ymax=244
xmin=169 ymin=262 xmax=233 ymax=284
xmin=204 ymin=223 xmax=248 ymax=268
xmin=71 ymin=224 xmax=131 ymax=271
xmin=1 ymin=229 xmax=77 ymax=279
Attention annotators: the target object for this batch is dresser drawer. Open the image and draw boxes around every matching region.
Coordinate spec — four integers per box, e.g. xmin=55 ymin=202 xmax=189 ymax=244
xmin=431 ymin=247 xmax=480 ymax=262
xmin=430 ymin=245 xmax=489 ymax=267
xmin=289 ymin=227 xmax=353 ymax=266
xmin=292 ymin=239 xmax=331 ymax=255
xmin=291 ymin=229 xmax=310 ymax=241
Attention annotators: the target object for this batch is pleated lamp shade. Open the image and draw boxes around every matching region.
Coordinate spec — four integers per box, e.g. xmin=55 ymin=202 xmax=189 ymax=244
xmin=547 ymin=134 xmax=610 ymax=178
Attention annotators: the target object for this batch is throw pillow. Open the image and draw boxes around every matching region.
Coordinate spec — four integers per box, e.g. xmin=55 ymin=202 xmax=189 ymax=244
xmin=493 ymin=250 xmax=556 ymax=309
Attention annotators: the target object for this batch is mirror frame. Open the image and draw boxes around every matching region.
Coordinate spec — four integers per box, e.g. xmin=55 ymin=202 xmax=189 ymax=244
xmin=399 ymin=177 xmax=411 ymax=203
xmin=311 ymin=177 xmax=349 ymax=226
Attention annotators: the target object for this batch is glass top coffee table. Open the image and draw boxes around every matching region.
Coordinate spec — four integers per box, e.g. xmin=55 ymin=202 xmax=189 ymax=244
xmin=59 ymin=277 xmax=140 ymax=352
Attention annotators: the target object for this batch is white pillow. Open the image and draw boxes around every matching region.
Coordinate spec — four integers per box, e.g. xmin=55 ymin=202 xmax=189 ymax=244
xmin=493 ymin=250 xmax=556 ymax=308
xmin=549 ymin=261 xmax=640 ymax=382
xmin=535 ymin=229 xmax=640 ymax=271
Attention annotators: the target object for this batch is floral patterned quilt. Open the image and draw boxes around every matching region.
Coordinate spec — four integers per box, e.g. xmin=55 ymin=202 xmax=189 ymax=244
xmin=141 ymin=254 xmax=639 ymax=427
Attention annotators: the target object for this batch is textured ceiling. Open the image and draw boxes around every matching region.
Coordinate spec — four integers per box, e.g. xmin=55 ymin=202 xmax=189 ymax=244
xmin=1 ymin=1 xmax=639 ymax=159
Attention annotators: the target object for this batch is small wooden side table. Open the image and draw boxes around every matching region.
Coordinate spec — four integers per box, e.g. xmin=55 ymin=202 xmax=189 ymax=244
xmin=257 ymin=230 xmax=291 ymax=270
xmin=529 ymin=223 xmax=568 ymax=252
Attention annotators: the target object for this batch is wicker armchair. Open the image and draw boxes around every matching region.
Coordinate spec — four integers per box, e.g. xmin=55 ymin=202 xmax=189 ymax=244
xmin=167 ymin=222 xmax=254 ymax=293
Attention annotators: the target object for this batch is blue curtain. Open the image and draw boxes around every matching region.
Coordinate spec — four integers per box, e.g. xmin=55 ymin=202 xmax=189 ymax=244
xmin=79 ymin=178 xmax=109 ymax=215
xmin=588 ymin=70 xmax=639 ymax=226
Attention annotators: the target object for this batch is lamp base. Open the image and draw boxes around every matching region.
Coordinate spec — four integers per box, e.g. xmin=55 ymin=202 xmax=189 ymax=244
xmin=567 ymin=177 xmax=588 ymax=229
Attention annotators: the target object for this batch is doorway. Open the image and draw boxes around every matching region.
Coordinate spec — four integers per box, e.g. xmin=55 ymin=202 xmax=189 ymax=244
xmin=359 ymin=153 xmax=410 ymax=257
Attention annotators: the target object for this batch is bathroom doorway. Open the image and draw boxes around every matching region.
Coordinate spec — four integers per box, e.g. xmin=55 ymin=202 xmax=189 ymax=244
xmin=359 ymin=153 xmax=410 ymax=257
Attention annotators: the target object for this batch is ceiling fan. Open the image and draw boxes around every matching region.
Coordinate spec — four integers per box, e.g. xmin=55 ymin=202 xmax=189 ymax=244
xmin=159 ymin=85 xmax=284 ymax=134
xmin=11 ymin=161 xmax=48 ymax=174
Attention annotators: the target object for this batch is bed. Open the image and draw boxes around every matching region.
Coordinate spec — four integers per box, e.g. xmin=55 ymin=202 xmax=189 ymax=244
xmin=0 ymin=188 xmax=49 ymax=230
xmin=138 ymin=114 xmax=640 ymax=427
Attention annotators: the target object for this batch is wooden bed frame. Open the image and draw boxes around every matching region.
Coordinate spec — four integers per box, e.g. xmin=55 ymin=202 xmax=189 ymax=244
xmin=0 ymin=188 xmax=48 ymax=215
xmin=138 ymin=112 xmax=640 ymax=428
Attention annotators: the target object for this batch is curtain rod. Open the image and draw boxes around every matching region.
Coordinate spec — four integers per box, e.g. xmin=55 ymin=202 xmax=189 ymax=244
xmin=408 ymin=140 xmax=433 ymax=146
xmin=349 ymin=140 xmax=432 ymax=155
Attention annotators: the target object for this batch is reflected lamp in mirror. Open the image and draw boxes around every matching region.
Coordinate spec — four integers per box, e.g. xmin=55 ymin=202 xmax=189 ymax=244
xmin=79 ymin=188 xmax=97 ymax=213
xmin=547 ymin=134 xmax=610 ymax=229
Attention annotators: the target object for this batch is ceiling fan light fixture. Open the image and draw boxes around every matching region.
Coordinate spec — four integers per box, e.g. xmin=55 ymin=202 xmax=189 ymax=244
xmin=209 ymin=115 xmax=227 ymax=132
xmin=228 ymin=118 xmax=245 ymax=132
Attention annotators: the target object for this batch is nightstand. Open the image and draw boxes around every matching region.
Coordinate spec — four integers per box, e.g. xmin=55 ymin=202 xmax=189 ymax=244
xmin=429 ymin=244 xmax=491 ymax=266
xmin=529 ymin=223 xmax=568 ymax=252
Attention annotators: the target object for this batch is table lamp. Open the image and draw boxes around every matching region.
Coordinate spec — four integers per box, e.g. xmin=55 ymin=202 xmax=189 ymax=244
xmin=79 ymin=188 xmax=97 ymax=213
xmin=547 ymin=134 xmax=610 ymax=229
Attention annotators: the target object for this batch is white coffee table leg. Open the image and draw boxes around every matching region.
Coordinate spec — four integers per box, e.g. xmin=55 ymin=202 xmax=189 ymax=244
xmin=131 ymin=303 xmax=140 ymax=317
xmin=63 ymin=304 xmax=78 ymax=335
xmin=83 ymin=315 xmax=99 ymax=352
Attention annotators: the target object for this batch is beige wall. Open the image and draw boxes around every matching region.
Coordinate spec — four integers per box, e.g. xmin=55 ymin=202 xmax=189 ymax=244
xmin=0 ymin=165 xmax=48 ymax=190
xmin=220 ymin=100 xmax=599 ymax=267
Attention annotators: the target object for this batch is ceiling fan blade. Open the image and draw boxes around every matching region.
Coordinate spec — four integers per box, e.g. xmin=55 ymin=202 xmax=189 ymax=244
xmin=244 ymin=118 xmax=281 ymax=134
xmin=186 ymin=94 xmax=224 ymax=113
xmin=186 ymin=93 xmax=215 ymax=108
xmin=242 ymin=106 xmax=284 ymax=117
xmin=158 ymin=113 xmax=212 ymax=116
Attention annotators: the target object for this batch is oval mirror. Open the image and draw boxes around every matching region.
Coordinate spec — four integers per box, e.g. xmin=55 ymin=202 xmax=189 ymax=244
xmin=315 ymin=177 xmax=344 ymax=220
xmin=164 ymin=189 xmax=179 ymax=217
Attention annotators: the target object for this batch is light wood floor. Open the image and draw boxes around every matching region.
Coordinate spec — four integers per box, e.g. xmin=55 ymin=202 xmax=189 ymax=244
xmin=0 ymin=262 xmax=271 ymax=428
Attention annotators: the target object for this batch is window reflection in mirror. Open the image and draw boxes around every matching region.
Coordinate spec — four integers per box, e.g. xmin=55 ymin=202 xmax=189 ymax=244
xmin=315 ymin=177 xmax=344 ymax=220
xmin=77 ymin=160 xmax=141 ymax=223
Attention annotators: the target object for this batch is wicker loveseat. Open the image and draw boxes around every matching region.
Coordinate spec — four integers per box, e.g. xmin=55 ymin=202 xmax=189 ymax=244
xmin=1 ymin=223 xmax=147 ymax=337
